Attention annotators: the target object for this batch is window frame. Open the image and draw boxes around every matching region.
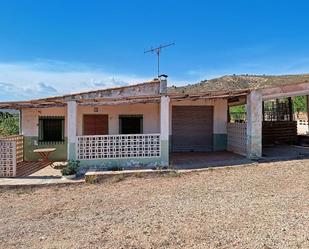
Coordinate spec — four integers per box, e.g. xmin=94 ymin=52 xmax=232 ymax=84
xmin=119 ymin=115 xmax=143 ymax=134
xmin=38 ymin=116 xmax=65 ymax=144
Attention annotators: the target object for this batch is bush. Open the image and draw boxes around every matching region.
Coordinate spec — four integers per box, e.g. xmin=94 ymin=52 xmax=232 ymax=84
xmin=0 ymin=115 xmax=19 ymax=136
xmin=61 ymin=160 xmax=80 ymax=176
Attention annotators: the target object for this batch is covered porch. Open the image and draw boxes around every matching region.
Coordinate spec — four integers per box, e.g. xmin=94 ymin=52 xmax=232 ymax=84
xmin=0 ymin=135 xmax=52 ymax=177
xmin=227 ymin=81 xmax=309 ymax=160
xmin=171 ymin=151 xmax=251 ymax=169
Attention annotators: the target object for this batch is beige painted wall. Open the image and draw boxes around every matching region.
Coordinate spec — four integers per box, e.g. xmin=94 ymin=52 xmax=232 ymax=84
xmin=21 ymin=104 xmax=160 ymax=137
xmin=21 ymin=99 xmax=227 ymax=137
xmin=21 ymin=107 xmax=67 ymax=137
xmin=77 ymin=104 xmax=160 ymax=135
xmin=170 ymin=98 xmax=228 ymax=134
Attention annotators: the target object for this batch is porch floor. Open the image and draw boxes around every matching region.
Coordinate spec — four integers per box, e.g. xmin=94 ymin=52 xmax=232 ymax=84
xmin=15 ymin=161 xmax=69 ymax=178
xmin=262 ymin=144 xmax=309 ymax=161
xmin=171 ymin=151 xmax=251 ymax=170
xmin=16 ymin=161 xmax=51 ymax=177
xmin=0 ymin=162 xmax=83 ymax=186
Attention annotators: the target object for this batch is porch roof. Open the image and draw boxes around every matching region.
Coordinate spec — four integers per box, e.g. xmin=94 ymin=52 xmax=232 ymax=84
xmin=0 ymin=80 xmax=160 ymax=109
xmin=3 ymin=73 xmax=309 ymax=110
xmin=0 ymin=88 xmax=250 ymax=109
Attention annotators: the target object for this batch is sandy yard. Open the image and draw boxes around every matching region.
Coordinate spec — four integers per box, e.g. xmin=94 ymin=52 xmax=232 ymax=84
xmin=0 ymin=159 xmax=309 ymax=249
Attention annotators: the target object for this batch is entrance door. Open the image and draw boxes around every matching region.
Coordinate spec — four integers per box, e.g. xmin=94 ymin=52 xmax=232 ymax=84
xmin=172 ymin=106 xmax=213 ymax=152
xmin=83 ymin=115 xmax=108 ymax=135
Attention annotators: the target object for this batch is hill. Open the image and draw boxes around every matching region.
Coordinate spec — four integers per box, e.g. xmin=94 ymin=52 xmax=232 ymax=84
xmin=168 ymin=74 xmax=309 ymax=94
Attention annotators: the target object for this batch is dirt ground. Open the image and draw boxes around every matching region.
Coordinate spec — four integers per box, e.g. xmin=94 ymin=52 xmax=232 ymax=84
xmin=0 ymin=160 xmax=309 ymax=249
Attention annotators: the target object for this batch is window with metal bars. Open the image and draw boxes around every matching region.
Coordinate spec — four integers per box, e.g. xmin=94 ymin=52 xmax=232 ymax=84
xmin=38 ymin=116 xmax=65 ymax=144
xmin=119 ymin=115 xmax=143 ymax=134
xmin=263 ymin=98 xmax=293 ymax=121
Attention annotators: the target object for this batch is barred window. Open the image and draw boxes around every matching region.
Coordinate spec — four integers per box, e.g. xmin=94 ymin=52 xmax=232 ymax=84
xmin=38 ymin=116 xmax=65 ymax=144
xmin=119 ymin=115 xmax=143 ymax=134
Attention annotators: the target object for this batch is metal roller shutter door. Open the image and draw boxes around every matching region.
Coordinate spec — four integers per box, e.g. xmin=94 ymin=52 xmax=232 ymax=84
xmin=172 ymin=106 xmax=213 ymax=152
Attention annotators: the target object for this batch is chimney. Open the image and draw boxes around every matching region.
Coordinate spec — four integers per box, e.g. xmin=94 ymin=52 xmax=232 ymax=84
xmin=159 ymin=74 xmax=168 ymax=94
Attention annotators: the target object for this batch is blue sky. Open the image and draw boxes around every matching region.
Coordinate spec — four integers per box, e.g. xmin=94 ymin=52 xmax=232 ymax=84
xmin=1 ymin=0 xmax=309 ymax=100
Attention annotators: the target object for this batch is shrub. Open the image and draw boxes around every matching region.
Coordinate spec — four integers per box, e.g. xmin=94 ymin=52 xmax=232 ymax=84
xmin=61 ymin=160 xmax=80 ymax=176
xmin=0 ymin=115 xmax=19 ymax=136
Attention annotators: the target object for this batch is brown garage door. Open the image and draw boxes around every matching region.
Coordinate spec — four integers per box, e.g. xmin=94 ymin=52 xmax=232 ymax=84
xmin=172 ymin=106 xmax=213 ymax=152
xmin=83 ymin=115 xmax=108 ymax=135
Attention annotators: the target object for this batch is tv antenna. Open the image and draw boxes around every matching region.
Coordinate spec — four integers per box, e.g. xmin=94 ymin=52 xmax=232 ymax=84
xmin=144 ymin=42 xmax=175 ymax=77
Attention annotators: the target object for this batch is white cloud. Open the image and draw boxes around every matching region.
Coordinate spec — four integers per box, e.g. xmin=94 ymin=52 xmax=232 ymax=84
xmin=0 ymin=60 xmax=150 ymax=101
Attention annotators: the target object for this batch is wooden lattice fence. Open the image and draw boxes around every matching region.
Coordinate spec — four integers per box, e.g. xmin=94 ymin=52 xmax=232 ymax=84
xmin=227 ymin=123 xmax=247 ymax=156
xmin=0 ymin=135 xmax=23 ymax=177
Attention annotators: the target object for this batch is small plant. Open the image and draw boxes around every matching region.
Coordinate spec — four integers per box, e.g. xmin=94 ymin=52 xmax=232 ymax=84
xmin=167 ymin=170 xmax=181 ymax=177
xmin=168 ymin=160 xmax=175 ymax=170
xmin=61 ymin=160 xmax=80 ymax=176
xmin=155 ymin=164 xmax=168 ymax=170
xmin=113 ymin=174 xmax=125 ymax=182
xmin=86 ymin=174 xmax=98 ymax=184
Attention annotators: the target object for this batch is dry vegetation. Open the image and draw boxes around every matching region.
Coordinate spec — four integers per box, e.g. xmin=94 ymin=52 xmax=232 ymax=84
xmin=168 ymin=74 xmax=309 ymax=93
xmin=0 ymin=160 xmax=309 ymax=249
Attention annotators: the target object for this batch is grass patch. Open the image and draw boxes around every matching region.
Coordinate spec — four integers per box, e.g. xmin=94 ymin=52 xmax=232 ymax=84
xmin=166 ymin=171 xmax=182 ymax=177
xmin=86 ymin=175 xmax=99 ymax=184
xmin=112 ymin=174 xmax=125 ymax=183
xmin=15 ymin=188 xmax=33 ymax=196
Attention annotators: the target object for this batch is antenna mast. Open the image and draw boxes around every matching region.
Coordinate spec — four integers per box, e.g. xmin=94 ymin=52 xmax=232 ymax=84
xmin=144 ymin=42 xmax=175 ymax=77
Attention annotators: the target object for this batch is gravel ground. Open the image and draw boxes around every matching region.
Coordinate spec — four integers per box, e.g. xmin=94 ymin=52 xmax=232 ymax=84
xmin=0 ymin=160 xmax=309 ymax=249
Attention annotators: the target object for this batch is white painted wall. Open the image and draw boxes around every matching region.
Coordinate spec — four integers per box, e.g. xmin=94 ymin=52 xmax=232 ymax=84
xmin=21 ymin=107 xmax=67 ymax=136
xmin=77 ymin=103 xmax=160 ymax=135
xmin=169 ymin=98 xmax=227 ymax=134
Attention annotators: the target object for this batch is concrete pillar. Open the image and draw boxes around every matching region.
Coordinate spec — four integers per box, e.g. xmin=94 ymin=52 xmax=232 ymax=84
xmin=160 ymin=96 xmax=170 ymax=166
xmin=246 ymin=90 xmax=262 ymax=159
xmin=67 ymin=101 xmax=77 ymax=160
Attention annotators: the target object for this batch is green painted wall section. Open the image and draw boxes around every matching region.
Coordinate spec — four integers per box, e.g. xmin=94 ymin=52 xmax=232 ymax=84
xmin=169 ymin=135 xmax=172 ymax=152
xmin=68 ymin=142 xmax=76 ymax=160
xmin=213 ymin=133 xmax=227 ymax=151
xmin=79 ymin=157 xmax=161 ymax=168
xmin=23 ymin=136 xmax=67 ymax=161
xmin=160 ymin=140 xmax=169 ymax=166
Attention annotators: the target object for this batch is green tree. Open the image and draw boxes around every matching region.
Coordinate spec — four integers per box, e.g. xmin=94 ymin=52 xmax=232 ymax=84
xmin=293 ymin=96 xmax=306 ymax=113
xmin=0 ymin=115 xmax=19 ymax=136
xmin=229 ymin=105 xmax=245 ymax=113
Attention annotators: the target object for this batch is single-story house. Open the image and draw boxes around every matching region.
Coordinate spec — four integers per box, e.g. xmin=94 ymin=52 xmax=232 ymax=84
xmin=2 ymin=74 xmax=309 ymax=176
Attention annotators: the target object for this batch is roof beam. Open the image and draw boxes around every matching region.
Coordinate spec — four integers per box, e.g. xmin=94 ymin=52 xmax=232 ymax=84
xmin=261 ymin=82 xmax=309 ymax=100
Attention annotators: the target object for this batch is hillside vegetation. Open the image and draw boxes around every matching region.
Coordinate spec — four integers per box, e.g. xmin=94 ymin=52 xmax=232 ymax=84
xmin=0 ymin=112 xmax=19 ymax=136
xmin=168 ymin=74 xmax=309 ymax=93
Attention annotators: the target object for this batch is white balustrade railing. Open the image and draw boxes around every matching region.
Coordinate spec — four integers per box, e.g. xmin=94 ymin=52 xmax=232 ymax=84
xmin=297 ymin=120 xmax=308 ymax=135
xmin=77 ymin=134 xmax=161 ymax=160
